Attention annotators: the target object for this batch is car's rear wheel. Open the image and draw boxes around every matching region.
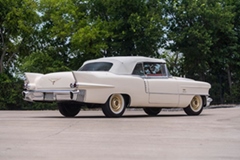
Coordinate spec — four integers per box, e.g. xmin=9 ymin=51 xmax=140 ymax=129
xmin=102 ymin=94 xmax=126 ymax=117
xmin=184 ymin=95 xmax=203 ymax=115
xmin=143 ymin=108 xmax=162 ymax=116
xmin=58 ymin=102 xmax=81 ymax=117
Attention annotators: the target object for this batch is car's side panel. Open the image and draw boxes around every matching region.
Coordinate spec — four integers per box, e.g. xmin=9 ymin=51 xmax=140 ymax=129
xmin=178 ymin=95 xmax=194 ymax=107
xmin=72 ymin=71 xmax=149 ymax=105
xmin=177 ymin=81 xmax=211 ymax=107
xmin=144 ymin=77 xmax=179 ymax=107
xmin=72 ymin=72 xmax=211 ymax=108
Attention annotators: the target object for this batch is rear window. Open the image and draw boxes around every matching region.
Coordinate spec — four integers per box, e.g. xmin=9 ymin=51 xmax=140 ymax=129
xmin=78 ymin=62 xmax=113 ymax=71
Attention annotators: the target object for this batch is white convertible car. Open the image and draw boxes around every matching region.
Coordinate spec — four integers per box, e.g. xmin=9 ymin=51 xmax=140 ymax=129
xmin=23 ymin=56 xmax=211 ymax=117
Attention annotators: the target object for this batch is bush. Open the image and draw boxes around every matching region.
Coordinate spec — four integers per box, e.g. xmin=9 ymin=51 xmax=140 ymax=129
xmin=0 ymin=73 xmax=57 ymax=110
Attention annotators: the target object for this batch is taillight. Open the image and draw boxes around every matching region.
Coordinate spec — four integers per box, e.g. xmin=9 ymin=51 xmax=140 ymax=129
xmin=23 ymin=81 xmax=29 ymax=90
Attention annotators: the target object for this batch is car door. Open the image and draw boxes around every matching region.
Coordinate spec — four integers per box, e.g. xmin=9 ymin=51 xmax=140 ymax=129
xmin=143 ymin=62 xmax=179 ymax=107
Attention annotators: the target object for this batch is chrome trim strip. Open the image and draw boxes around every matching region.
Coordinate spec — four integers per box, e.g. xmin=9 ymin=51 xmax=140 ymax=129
xmin=75 ymin=82 xmax=114 ymax=88
xmin=25 ymin=90 xmax=72 ymax=93
xmin=143 ymin=76 xmax=170 ymax=79
xmin=147 ymin=92 xmax=209 ymax=96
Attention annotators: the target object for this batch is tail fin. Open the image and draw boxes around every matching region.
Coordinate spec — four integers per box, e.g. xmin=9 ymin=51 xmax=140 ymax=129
xmin=24 ymin=72 xmax=43 ymax=83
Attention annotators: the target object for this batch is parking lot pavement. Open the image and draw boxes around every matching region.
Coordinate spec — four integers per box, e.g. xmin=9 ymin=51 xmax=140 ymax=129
xmin=0 ymin=107 xmax=240 ymax=160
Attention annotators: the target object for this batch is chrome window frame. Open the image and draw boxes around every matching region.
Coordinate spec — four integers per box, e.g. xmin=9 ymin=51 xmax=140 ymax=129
xmin=132 ymin=62 xmax=172 ymax=78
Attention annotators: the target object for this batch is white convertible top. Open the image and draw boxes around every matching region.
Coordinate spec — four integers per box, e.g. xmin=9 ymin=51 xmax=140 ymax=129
xmin=82 ymin=56 xmax=166 ymax=74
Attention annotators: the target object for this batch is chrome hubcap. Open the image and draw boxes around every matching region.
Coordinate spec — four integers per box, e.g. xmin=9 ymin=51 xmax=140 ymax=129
xmin=110 ymin=94 xmax=123 ymax=113
xmin=190 ymin=96 xmax=202 ymax=111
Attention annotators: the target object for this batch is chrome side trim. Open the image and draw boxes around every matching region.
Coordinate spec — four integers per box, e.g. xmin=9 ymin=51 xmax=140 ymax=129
xmin=25 ymin=90 xmax=73 ymax=93
xmin=146 ymin=92 xmax=209 ymax=96
xmin=142 ymin=76 xmax=170 ymax=79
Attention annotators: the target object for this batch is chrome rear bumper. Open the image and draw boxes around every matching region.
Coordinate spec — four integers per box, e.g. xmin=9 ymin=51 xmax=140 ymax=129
xmin=22 ymin=90 xmax=72 ymax=102
xmin=70 ymin=90 xmax=86 ymax=102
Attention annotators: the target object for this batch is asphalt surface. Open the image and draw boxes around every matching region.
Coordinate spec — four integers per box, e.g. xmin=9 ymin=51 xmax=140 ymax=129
xmin=0 ymin=107 xmax=240 ymax=160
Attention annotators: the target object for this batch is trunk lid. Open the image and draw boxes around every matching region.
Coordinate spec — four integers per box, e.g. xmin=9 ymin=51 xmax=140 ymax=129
xmin=25 ymin=72 xmax=74 ymax=90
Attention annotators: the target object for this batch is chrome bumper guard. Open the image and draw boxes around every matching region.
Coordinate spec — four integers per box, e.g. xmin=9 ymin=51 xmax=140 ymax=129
xmin=70 ymin=90 xmax=86 ymax=102
xmin=206 ymin=97 xmax=212 ymax=107
xmin=22 ymin=90 xmax=72 ymax=102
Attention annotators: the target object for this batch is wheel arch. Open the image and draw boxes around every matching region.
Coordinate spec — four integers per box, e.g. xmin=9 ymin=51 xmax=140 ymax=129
xmin=105 ymin=93 xmax=131 ymax=106
xmin=102 ymin=93 xmax=129 ymax=117
xmin=183 ymin=95 xmax=204 ymax=116
xmin=122 ymin=94 xmax=131 ymax=107
xmin=201 ymin=95 xmax=207 ymax=107
xmin=185 ymin=95 xmax=207 ymax=108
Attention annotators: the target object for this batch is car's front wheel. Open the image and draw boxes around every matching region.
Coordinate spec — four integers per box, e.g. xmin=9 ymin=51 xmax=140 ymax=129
xmin=102 ymin=94 xmax=126 ymax=117
xmin=184 ymin=95 xmax=203 ymax=115
xmin=58 ymin=102 xmax=81 ymax=117
xmin=143 ymin=108 xmax=162 ymax=116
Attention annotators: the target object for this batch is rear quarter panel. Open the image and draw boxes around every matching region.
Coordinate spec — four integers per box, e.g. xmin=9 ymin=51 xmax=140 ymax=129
xmin=72 ymin=71 xmax=148 ymax=105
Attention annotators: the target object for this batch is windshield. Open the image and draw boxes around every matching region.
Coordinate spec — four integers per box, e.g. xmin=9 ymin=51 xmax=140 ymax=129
xmin=78 ymin=62 xmax=113 ymax=71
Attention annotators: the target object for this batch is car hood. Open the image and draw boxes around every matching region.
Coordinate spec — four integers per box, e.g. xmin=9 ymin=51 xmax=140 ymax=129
xmin=173 ymin=76 xmax=194 ymax=81
xmin=173 ymin=76 xmax=211 ymax=88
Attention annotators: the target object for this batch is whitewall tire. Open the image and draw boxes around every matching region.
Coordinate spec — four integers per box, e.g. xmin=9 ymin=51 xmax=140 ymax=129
xmin=102 ymin=94 xmax=126 ymax=117
xmin=184 ymin=95 xmax=203 ymax=115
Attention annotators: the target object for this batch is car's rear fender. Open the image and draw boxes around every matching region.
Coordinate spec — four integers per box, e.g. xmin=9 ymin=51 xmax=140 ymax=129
xmin=24 ymin=72 xmax=44 ymax=90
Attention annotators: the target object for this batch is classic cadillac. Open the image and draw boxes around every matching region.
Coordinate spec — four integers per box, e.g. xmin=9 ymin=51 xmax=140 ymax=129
xmin=23 ymin=56 xmax=211 ymax=117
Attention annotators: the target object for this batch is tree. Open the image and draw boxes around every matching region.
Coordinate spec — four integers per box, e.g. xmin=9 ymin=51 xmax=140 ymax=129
xmin=158 ymin=50 xmax=184 ymax=76
xmin=0 ymin=0 xmax=39 ymax=74
xmin=32 ymin=0 xmax=167 ymax=70
xmin=164 ymin=0 xmax=239 ymax=104
xmin=84 ymin=0 xmax=166 ymax=57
